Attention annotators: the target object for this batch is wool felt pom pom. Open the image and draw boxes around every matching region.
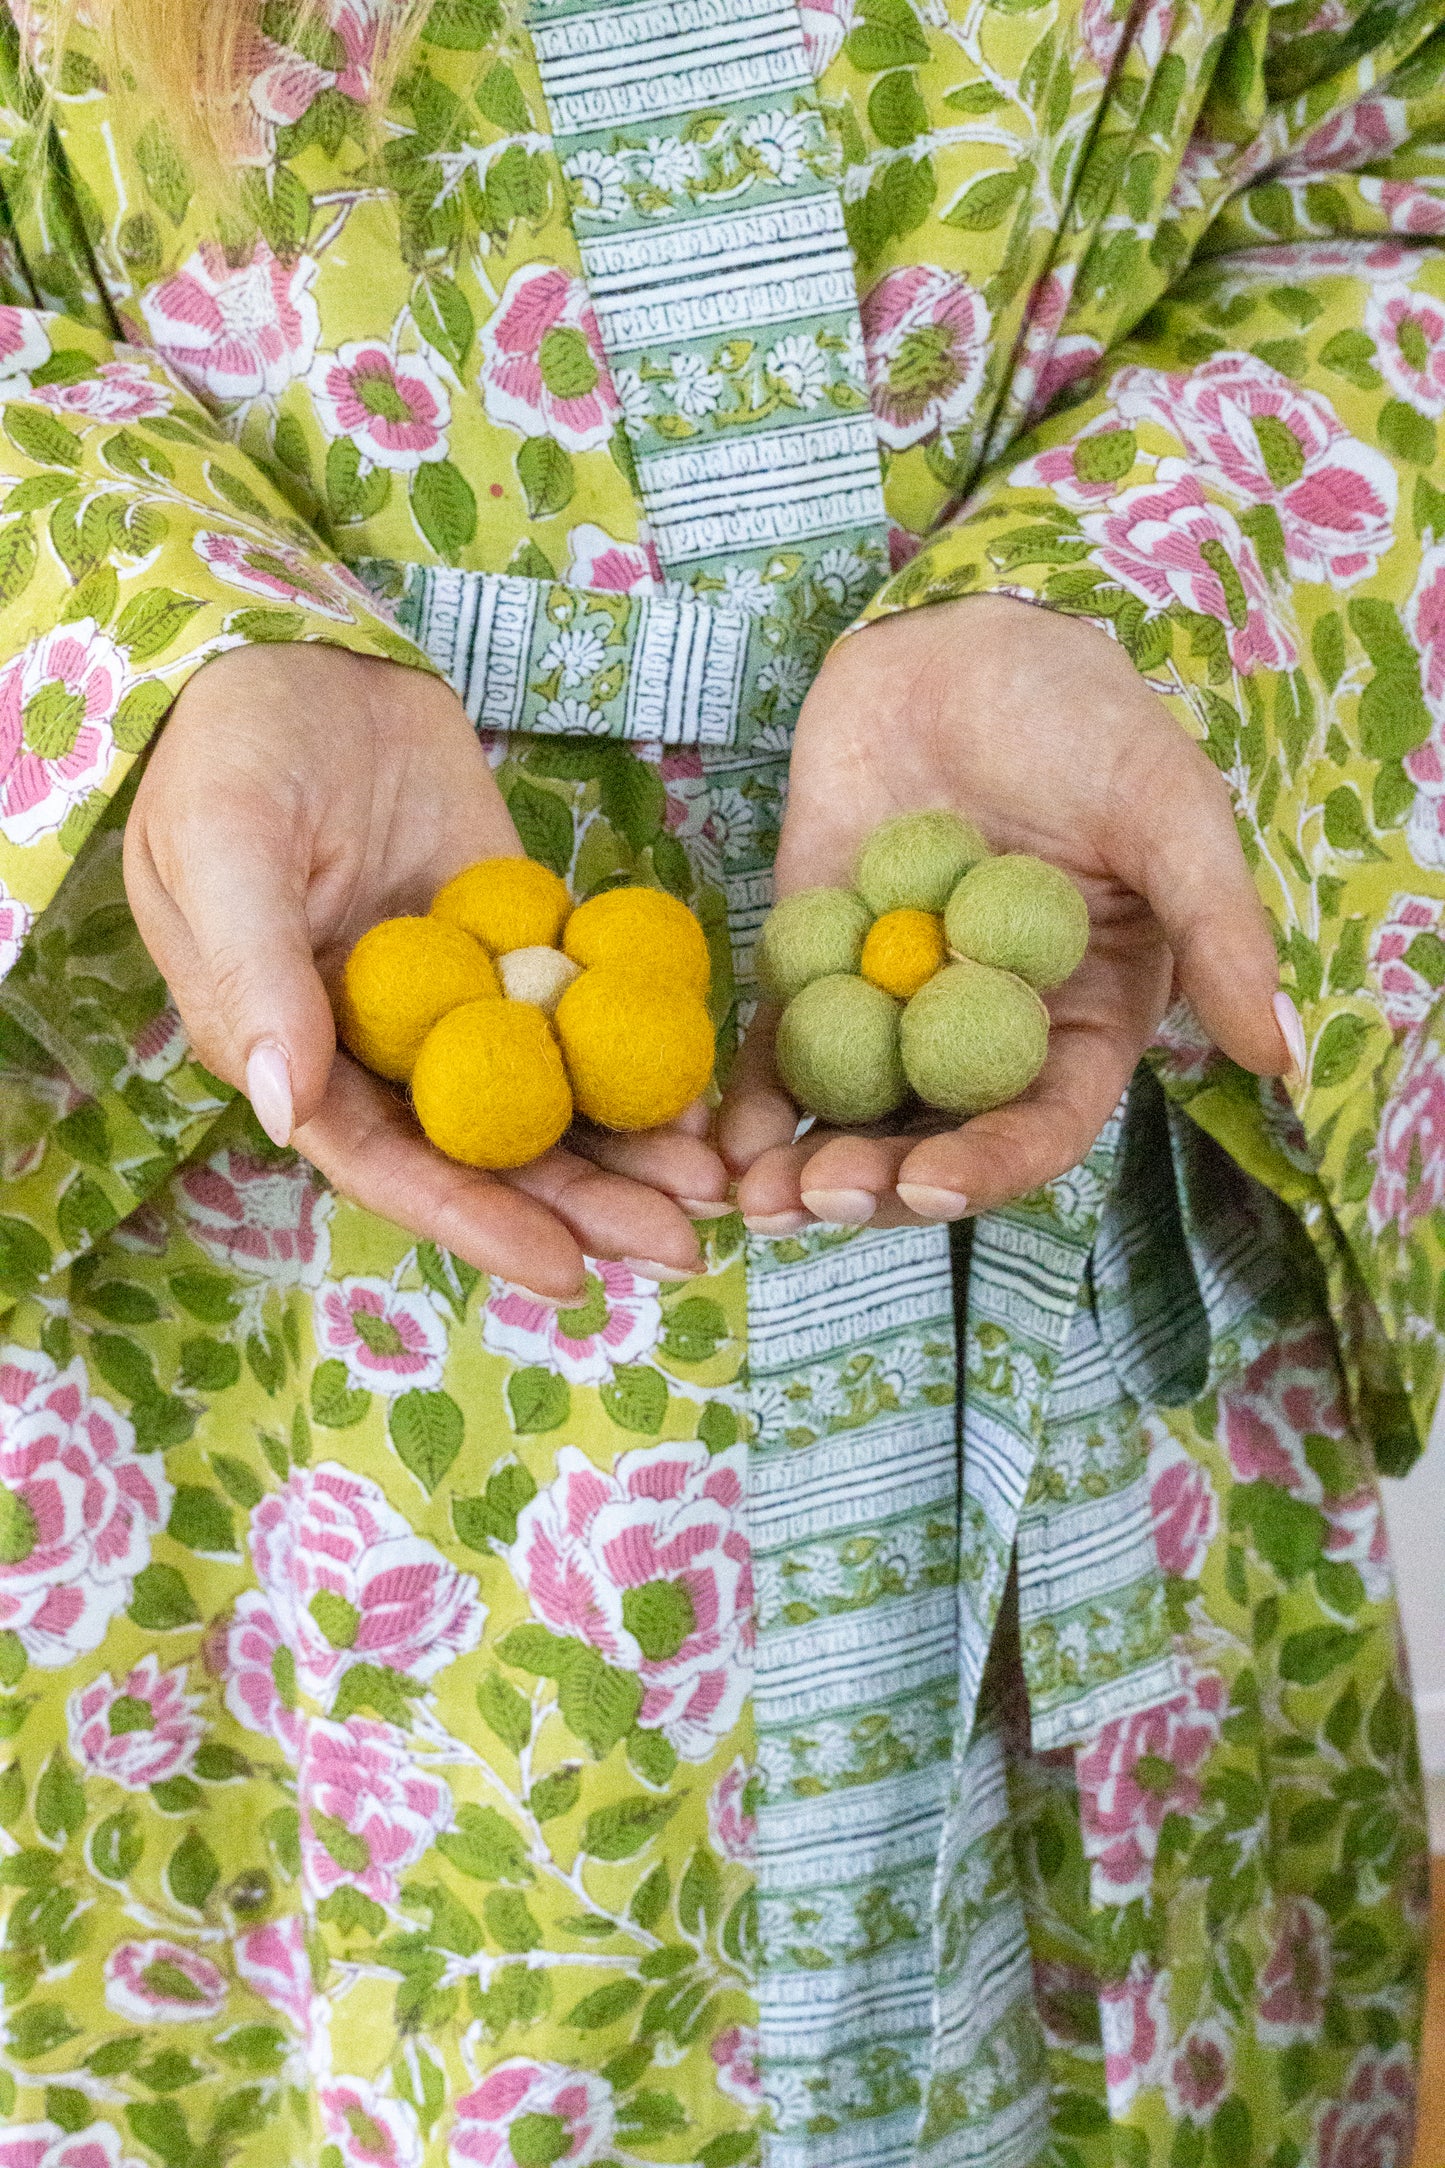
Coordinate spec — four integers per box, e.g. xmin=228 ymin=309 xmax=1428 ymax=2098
xmin=860 ymin=908 xmax=947 ymax=1000
xmin=900 ymin=959 xmax=1049 ymax=1114
xmin=498 ymin=945 xmax=581 ymax=1013
xmin=431 ymin=856 xmax=570 ymax=953
xmin=944 ymin=854 xmax=1089 ymax=989
xmin=339 ymin=916 xmax=499 ymax=1083
xmin=563 ymin=887 xmax=712 ymax=997
xmin=856 ymin=810 xmax=988 ymax=916
xmin=757 ymin=886 xmax=871 ymax=1004
xmin=555 ymin=967 xmax=715 ymax=1129
xmin=411 ymin=999 xmax=573 ymax=1169
xmin=776 ymin=974 xmax=907 ymax=1125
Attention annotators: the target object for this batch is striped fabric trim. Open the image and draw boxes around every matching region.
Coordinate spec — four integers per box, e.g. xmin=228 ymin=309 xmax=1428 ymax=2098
xmin=531 ymin=0 xmax=810 ymax=133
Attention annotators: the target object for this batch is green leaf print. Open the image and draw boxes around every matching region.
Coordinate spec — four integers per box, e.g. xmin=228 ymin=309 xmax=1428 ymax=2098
xmin=504 ymin=777 xmax=575 ymax=879
xmin=113 ymin=588 xmax=205 ymax=666
xmin=0 ymin=519 xmax=37 ymax=608
xmin=869 ymin=69 xmax=928 ymax=146
xmin=845 ymin=0 xmax=929 ymax=71
xmin=506 ymin=1366 xmax=570 ymax=1433
xmin=1230 ymin=1481 xmax=1326 ymax=1582
xmin=331 ymin=1663 xmax=425 ymax=1727
xmin=475 ymin=1672 xmax=532 ymax=1756
xmin=411 ymin=458 xmax=477 ymax=561
xmin=528 ymin=1768 xmax=582 ymax=1822
xmin=134 ymin=119 xmax=191 ymax=225
xmin=1311 ymin=1013 xmax=1371 ymax=1090
xmin=516 ymin=436 xmax=575 ymax=520
xmin=35 ymin=1752 xmax=85 ymax=1843
xmin=483 ymin=1888 xmax=544 ymax=1952
xmin=311 ymin=1358 xmax=370 ymax=1428
xmin=1279 ymin=1625 xmax=1360 ymax=1684
xmin=557 ymin=1647 xmax=643 ymax=1758
xmin=565 ymin=1978 xmax=644 ymax=2030
xmin=5 ymin=405 xmax=83 ymax=469
xmin=600 ymin=1365 xmax=669 ymax=1433
xmin=660 ymin=1296 xmax=729 ymax=1366
xmin=437 ymin=1803 xmax=532 ymax=1883
xmin=127 ymin=1564 xmax=200 ymax=1630
xmin=166 ymin=1485 xmax=237 ymax=1555
xmin=168 ymin=1270 xmax=239 ymax=1324
xmin=10 ymin=2004 xmax=80 ymax=2060
xmin=0 ymin=1217 xmax=52 ymax=1298
xmin=1378 ymin=399 xmax=1436 ymax=466
xmin=166 ymin=1829 xmax=220 ymax=1910
xmin=944 ymin=167 xmax=1028 ymax=231
xmin=389 ymin=1389 xmax=463 ymax=1491
xmin=453 ymin=1459 xmax=537 ymax=1550
xmin=581 ymin=1794 xmax=678 ymax=1860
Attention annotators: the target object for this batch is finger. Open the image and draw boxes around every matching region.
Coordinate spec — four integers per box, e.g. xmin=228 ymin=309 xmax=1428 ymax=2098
xmin=567 ymin=1121 xmax=731 ymax=1218
xmin=508 ymin=1150 xmax=705 ymax=1279
xmin=125 ymin=790 xmax=335 ymax=1141
xmin=295 ymin=1055 xmax=587 ymax=1298
xmin=718 ymin=1007 xmax=800 ymax=1174
xmin=1123 ymin=740 xmax=1293 ymax=1078
xmin=793 ymin=1124 xmax=948 ymax=1226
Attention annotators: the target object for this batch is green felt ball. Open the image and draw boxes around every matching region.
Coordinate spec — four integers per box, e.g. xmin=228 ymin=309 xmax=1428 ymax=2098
xmin=776 ymin=974 xmax=908 ymax=1125
xmin=855 ymin=810 xmax=989 ymax=916
xmin=758 ymin=886 xmax=873 ymax=1005
xmin=943 ymin=853 xmax=1089 ymax=990
xmin=900 ymin=959 xmax=1049 ymax=1115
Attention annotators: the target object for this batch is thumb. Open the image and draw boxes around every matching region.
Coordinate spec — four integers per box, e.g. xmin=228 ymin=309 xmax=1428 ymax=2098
xmin=124 ymin=789 xmax=336 ymax=1146
xmin=1124 ymin=737 xmax=1297 ymax=1081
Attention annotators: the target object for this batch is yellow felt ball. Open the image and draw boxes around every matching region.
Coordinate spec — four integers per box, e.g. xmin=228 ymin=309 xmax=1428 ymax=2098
xmin=339 ymin=916 xmax=499 ymax=1083
xmin=411 ymin=1000 xmax=573 ymax=1170
xmin=562 ymin=887 xmax=711 ymax=997
xmin=554 ymin=967 xmax=716 ymax=1130
xmin=860 ymin=908 xmax=947 ymax=1000
xmin=431 ymin=856 xmax=571 ymax=954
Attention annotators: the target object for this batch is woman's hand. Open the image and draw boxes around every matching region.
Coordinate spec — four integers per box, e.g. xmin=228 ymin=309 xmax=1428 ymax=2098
xmin=721 ymin=595 xmax=1301 ymax=1232
xmin=125 ymin=644 xmax=728 ymax=1296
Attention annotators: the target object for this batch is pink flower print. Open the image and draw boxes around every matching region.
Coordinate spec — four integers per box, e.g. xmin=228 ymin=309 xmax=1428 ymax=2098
xmin=1009 ymin=412 xmax=1139 ymax=510
xmin=248 ymin=1462 xmax=485 ymax=1709
xmin=887 ymin=522 xmax=922 ymax=573
xmin=0 ymin=2126 xmax=143 ymax=2168
xmin=67 ymin=1655 xmax=205 ymax=1790
xmin=1405 ymin=540 xmax=1445 ymax=715
xmin=708 ymin=1756 xmax=758 ymax=1861
xmin=1317 ymin=2045 xmax=1416 ymax=2168
xmin=1100 ymin=1961 xmax=1169 ymax=2110
xmin=176 ymin=1145 xmax=333 ymax=1286
xmin=1112 ymin=353 xmax=1398 ymax=588
xmin=1145 ymin=1425 xmax=1218 ymax=1580
xmin=1359 ymin=177 xmax=1445 ymax=238
xmin=0 ymin=1357 xmax=172 ymax=1669
xmin=191 ymin=529 xmax=356 ymax=618
xmin=1076 ymin=1665 xmax=1227 ymax=1901
xmin=1082 ymin=0 xmax=1174 ymax=74
xmin=319 ymin=2076 xmax=424 ymax=2168
xmin=480 ymin=264 xmax=621 ymax=453
xmin=235 ymin=1914 xmax=314 ymax=2034
xmin=1322 ymin=1485 xmax=1392 ymax=1602
xmin=0 ymin=619 xmax=126 ymax=846
xmin=798 ymin=0 xmax=853 ymax=75
xmin=1257 ymin=1896 xmax=1333 ymax=2045
xmin=140 ymin=240 xmax=319 ymax=405
xmin=1407 ymin=784 xmax=1445 ymax=873
xmin=449 ymin=2061 xmax=616 ymax=2168
xmin=1366 ymin=282 xmax=1445 ymax=416
xmin=0 ymin=875 xmax=31 ymax=982
xmin=126 ymin=998 xmax=188 ymax=1083
xmin=248 ymin=0 xmax=382 ymax=133
xmin=308 ymin=342 xmax=450 ymax=472
xmin=33 ymin=359 xmax=173 ymax=423
xmin=1033 ymin=1956 xmax=1104 ymax=2048
xmin=711 ymin=2024 xmax=763 ymax=2109
xmin=1078 ymin=474 xmax=1297 ymax=673
xmin=1012 ymin=268 xmax=1103 ymax=423
xmin=861 ymin=265 xmax=992 ymax=451
xmin=1149 ymin=997 xmax=1219 ymax=1083
xmin=1164 ymin=2018 xmax=1233 ymax=2122
xmin=317 ymin=1278 xmax=447 ymax=1396
xmin=1368 ymin=894 xmax=1445 ymax=1030
xmin=1281 ymin=95 xmax=1408 ymax=178
xmin=564 ymin=522 xmax=664 ymax=594
xmin=482 ymin=1263 xmax=662 ymax=1388
xmin=104 ymin=1939 xmax=228 ymax=2023
xmin=1217 ymin=1321 xmax=1347 ymax=1499
xmin=507 ymin=1441 xmax=753 ymax=1761
xmin=218 ymin=1589 xmax=302 ymax=1755
xmin=300 ymin=1716 xmax=453 ymax=1906
xmin=0 ymin=305 xmax=50 ymax=381
xmin=1369 ymin=1031 xmax=1445 ymax=1234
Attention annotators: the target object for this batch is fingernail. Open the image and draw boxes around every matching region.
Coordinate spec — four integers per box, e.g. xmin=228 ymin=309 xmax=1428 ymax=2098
xmin=245 ymin=1040 xmax=293 ymax=1148
xmin=1273 ymin=990 xmax=1307 ymax=1083
xmin=676 ymin=1198 xmax=731 ymax=1220
xmin=622 ymin=1257 xmax=697 ymax=1284
xmin=896 ymin=1183 xmax=971 ymax=1222
xmin=743 ymin=1211 xmax=811 ymax=1236
xmin=800 ymin=1187 xmax=876 ymax=1227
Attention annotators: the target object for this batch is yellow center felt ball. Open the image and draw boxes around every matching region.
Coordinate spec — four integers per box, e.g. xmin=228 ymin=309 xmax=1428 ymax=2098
xmin=562 ymin=886 xmax=711 ymax=998
xmin=338 ymin=916 xmax=499 ymax=1084
xmin=860 ymin=909 xmax=947 ymax=1000
xmin=554 ymin=967 xmax=716 ymax=1130
xmin=431 ymin=856 xmax=571 ymax=954
xmin=411 ymin=999 xmax=573 ymax=1169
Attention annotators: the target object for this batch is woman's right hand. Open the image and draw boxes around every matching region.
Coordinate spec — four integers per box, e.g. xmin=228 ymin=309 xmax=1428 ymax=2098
xmin=124 ymin=643 xmax=728 ymax=1298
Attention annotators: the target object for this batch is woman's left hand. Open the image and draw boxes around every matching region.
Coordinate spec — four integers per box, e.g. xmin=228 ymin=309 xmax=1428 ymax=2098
xmin=719 ymin=594 xmax=1300 ymax=1233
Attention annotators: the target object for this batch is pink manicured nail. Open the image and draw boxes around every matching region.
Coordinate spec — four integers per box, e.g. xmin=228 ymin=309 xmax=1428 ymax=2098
xmin=800 ymin=1188 xmax=876 ymax=1227
xmin=246 ymin=1041 xmax=293 ymax=1148
xmin=676 ymin=1198 xmax=731 ymax=1219
xmin=743 ymin=1211 xmax=811 ymax=1236
xmin=622 ymin=1257 xmax=697 ymax=1284
xmin=896 ymin=1183 xmax=971 ymax=1222
xmin=1273 ymin=991 xmax=1308 ymax=1083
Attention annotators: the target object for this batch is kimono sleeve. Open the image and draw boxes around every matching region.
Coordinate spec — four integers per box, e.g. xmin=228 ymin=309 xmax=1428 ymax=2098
xmin=855 ymin=237 xmax=1445 ymax=1468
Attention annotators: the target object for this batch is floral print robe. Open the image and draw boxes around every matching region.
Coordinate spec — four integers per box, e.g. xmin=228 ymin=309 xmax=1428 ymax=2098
xmin=0 ymin=0 xmax=1443 ymax=2165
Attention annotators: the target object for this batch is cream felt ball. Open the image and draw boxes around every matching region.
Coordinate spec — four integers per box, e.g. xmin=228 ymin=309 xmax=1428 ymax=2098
xmin=899 ymin=959 xmax=1049 ymax=1114
xmin=855 ymin=810 xmax=989 ymax=916
xmin=944 ymin=853 xmax=1089 ymax=990
xmin=555 ymin=967 xmax=716 ymax=1129
xmin=411 ymin=999 xmax=573 ymax=1169
xmin=563 ymin=886 xmax=712 ymax=997
xmin=431 ymin=855 xmax=571 ymax=954
xmin=757 ymin=886 xmax=872 ymax=1004
xmin=339 ymin=916 xmax=499 ymax=1083
xmin=776 ymin=974 xmax=907 ymax=1125
xmin=498 ymin=944 xmax=581 ymax=1013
